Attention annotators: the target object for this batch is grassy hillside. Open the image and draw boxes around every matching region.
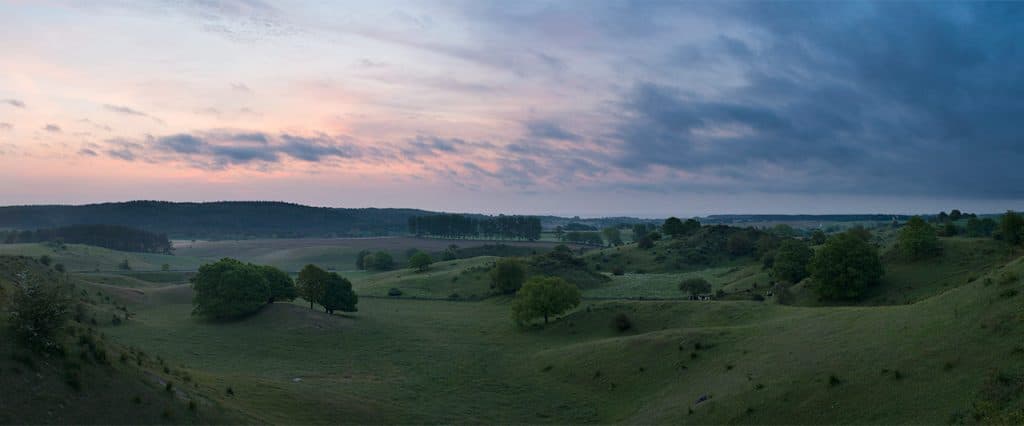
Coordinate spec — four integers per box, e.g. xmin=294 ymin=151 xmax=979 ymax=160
xmin=84 ymin=249 xmax=1023 ymax=424
xmin=0 ymin=243 xmax=203 ymax=272
xmin=0 ymin=256 xmax=237 ymax=424
xmin=354 ymin=256 xmax=497 ymax=299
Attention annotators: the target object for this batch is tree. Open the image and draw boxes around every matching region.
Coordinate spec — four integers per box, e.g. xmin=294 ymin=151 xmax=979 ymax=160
xmin=809 ymin=232 xmax=883 ymax=300
xmin=662 ymin=217 xmax=686 ymax=238
xmin=118 ymin=258 xmax=131 ymax=270
xmin=602 ymin=227 xmax=623 ymax=246
xmin=727 ymin=232 xmax=755 ymax=256
xmin=773 ymin=239 xmax=813 ymax=283
xmin=511 ymin=276 xmax=580 ymax=325
xmin=966 ymin=217 xmax=997 ymax=237
xmin=442 ymin=244 xmax=459 ymax=261
xmin=161 ymin=263 xmax=171 ymax=272
xmin=846 ymin=225 xmax=872 ymax=242
xmin=368 ymin=251 xmax=394 ymax=271
xmin=999 ymin=210 xmax=1024 ymax=246
xmin=9 ymin=270 xmax=71 ymax=351
xmin=490 ymin=258 xmax=527 ymax=294
xmin=297 ymin=264 xmax=330 ymax=310
xmin=949 ymin=209 xmax=963 ymax=221
xmin=38 ymin=255 xmax=52 ymax=266
xmin=897 ymin=216 xmax=941 ymax=261
xmin=355 ymin=250 xmax=371 ymax=270
xmin=321 ymin=273 xmax=358 ymax=314
xmin=631 ymin=224 xmax=650 ymax=242
xmin=259 ymin=265 xmax=297 ymax=303
xmin=637 ymin=234 xmax=654 ymax=249
xmin=771 ymin=224 xmax=797 ymax=238
xmin=678 ymin=277 xmax=711 ymax=297
xmin=191 ymin=258 xmax=270 ymax=319
xmin=408 ymin=251 xmax=433 ymax=272
xmin=682 ymin=219 xmax=701 ymax=235
xmin=810 ymin=229 xmax=827 ymax=245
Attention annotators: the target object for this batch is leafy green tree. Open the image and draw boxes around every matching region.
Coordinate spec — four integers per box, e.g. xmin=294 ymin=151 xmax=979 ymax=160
xmin=118 ymin=257 xmax=131 ymax=270
xmin=773 ymin=239 xmax=813 ymax=283
xmin=9 ymin=270 xmax=71 ymax=351
xmin=771 ymin=224 xmax=796 ymax=238
xmin=810 ymin=229 xmax=827 ymax=245
xmin=511 ymin=276 xmax=580 ymax=324
xmin=297 ymin=264 xmax=330 ymax=310
xmin=321 ymin=273 xmax=358 ymax=314
xmin=662 ymin=217 xmax=686 ymax=238
xmin=442 ymin=244 xmax=458 ymax=261
xmin=368 ymin=251 xmax=394 ymax=270
xmin=727 ymin=232 xmax=755 ymax=256
xmin=161 ymin=263 xmax=171 ymax=272
xmin=897 ymin=216 xmax=941 ymax=261
xmin=678 ymin=277 xmax=712 ymax=297
xmin=191 ymin=258 xmax=270 ymax=319
xmin=846 ymin=225 xmax=872 ymax=242
xmin=489 ymin=258 xmax=527 ymax=294
xmin=999 ymin=210 xmax=1024 ymax=245
xmin=408 ymin=251 xmax=433 ymax=272
xmin=602 ymin=227 xmax=623 ymax=246
xmin=259 ymin=265 xmax=297 ymax=303
xmin=38 ymin=255 xmax=52 ymax=266
xmin=949 ymin=209 xmax=962 ymax=221
xmin=631 ymin=224 xmax=650 ymax=242
xmin=809 ymin=232 xmax=883 ymax=300
xmin=355 ymin=250 xmax=371 ymax=270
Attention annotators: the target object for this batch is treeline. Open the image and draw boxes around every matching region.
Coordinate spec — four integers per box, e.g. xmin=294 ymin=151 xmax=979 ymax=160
xmin=0 ymin=201 xmax=434 ymax=239
xmin=1 ymin=224 xmax=172 ymax=254
xmin=408 ymin=214 xmax=542 ymax=241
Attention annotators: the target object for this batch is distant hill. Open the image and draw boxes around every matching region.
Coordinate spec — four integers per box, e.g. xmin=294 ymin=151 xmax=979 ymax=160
xmin=0 ymin=201 xmax=436 ymax=239
xmin=704 ymin=214 xmax=912 ymax=224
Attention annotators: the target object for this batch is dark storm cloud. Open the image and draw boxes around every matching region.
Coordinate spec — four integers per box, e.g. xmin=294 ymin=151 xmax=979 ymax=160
xmin=612 ymin=2 xmax=1024 ymax=198
xmin=2 ymin=99 xmax=25 ymax=108
xmin=105 ymin=131 xmax=364 ymax=169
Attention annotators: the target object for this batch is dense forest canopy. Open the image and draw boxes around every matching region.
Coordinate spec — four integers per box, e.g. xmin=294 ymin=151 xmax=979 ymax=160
xmin=0 ymin=201 xmax=436 ymax=239
xmin=1 ymin=224 xmax=172 ymax=254
xmin=409 ymin=214 xmax=543 ymax=241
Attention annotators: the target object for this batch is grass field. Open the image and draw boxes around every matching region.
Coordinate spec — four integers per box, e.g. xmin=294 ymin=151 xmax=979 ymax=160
xmin=0 ymin=243 xmax=204 ymax=272
xmin=174 ymin=237 xmax=571 ymax=272
xmin=77 ymin=251 xmax=1023 ymax=424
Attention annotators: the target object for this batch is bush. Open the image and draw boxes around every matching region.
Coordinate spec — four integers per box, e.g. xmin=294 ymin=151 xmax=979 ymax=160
xmin=489 ymin=258 xmax=527 ymax=294
xmin=612 ymin=313 xmax=632 ymax=332
xmin=387 ymin=288 xmax=403 ymax=297
xmin=8 ymin=270 xmax=71 ymax=351
xmin=39 ymin=255 xmax=52 ymax=266
xmin=897 ymin=216 xmax=942 ymax=260
xmin=511 ymin=276 xmax=581 ymax=325
xmin=772 ymin=239 xmax=813 ymax=283
xmin=612 ymin=266 xmax=625 ymax=276
xmin=408 ymin=251 xmax=433 ymax=272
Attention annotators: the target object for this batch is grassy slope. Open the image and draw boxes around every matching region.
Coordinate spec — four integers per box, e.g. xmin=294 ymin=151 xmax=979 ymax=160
xmin=91 ymin=251 xmax=1024 ymax=424
xmin=584 ymin=264 xmax=770 ymax=299
xmin=353 ymin=256 xmax=496 ymax=299
xmin=0 ymin=257 xmax=236 ymax=425
xmin=0 ymin=243 xmax=203 ymax=272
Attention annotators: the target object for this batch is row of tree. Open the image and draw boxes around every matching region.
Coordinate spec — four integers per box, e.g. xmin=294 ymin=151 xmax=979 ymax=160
xmin=1 ymin=224 xmax=173 ymax=254
xmin=408 ymin=214 xmax=542 ymax=241
xmin=191 ymin=259 xmax=358 ymax=319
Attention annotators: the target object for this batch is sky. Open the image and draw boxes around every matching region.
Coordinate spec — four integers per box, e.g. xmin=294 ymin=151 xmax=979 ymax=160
xmin=1 ymin=0 xmax=1022 ymax=217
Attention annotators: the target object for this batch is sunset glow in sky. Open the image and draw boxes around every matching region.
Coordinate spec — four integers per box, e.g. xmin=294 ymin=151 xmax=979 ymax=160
xmin=2 ymin=1 xmax=1022 ymax=217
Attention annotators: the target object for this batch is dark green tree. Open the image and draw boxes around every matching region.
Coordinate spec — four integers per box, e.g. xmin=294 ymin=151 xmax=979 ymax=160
xmin=999 ymin=210 xmax=1024 ymax=245
xmin=511 ymin=276 xmax=580 ymax=325
xmin=810 ymin=229 xmax=827 ymax=245
xmin=949 ymin=209 xmax=963 ymax=221
xmin=809 ymin=232 xmax=883 ymax=300
xmin=678 ymin=277 xmax=712 ymax=297
xmin=897 ymin=216 xmax=941 ymax=261
xmin=355 ymin=250 xmax=371 ymax=270
xmin=368 ymin=251 xmax=394 ymax=270
xmin=259 ymin=265 xmax=297 ymax=303
xmin=8 ymin=270 xmax=71 ymax=350
xmin=321 ymin=273 xmax=358 ymax=314
xmin=408 ymin=251 xmax=433 ymax=272
xmin=662 ymin=217 xmax=686 ymax=238
xmin=191 ymin=258 xmax=270 ymax=319
xmin=297 ymin=264 xmax=330 ymax=310
xmin=773 ymin=239 xmax=813 ymax=283
xmin=602 ymin=227 xmax=623 ymax=246
xmin=490 ymin=258 xmax=527 ymax=294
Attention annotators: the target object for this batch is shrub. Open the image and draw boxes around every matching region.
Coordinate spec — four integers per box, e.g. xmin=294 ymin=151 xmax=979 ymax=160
xmin=489 ymin=258 xmax=527 ymax=294
xmin=387 ymin=288 xmax=403 ymax=297
xmin=511 ymin=276 xmax=581 ymax=325
xmin=772 ymin=239 xmax=813 ymax=283
xmin=407 ymin=251 xmax=433 ymax=272
xmin=612 ymin=313 xmax=632 ymax=332
xmin=810 ymin=231 xmax=884 ymax=300
xmin=8 ymin=270 xmax=71 ymax=351
xmin=898 ymin=216 xmax=942 ymax=260
xmin=612 ymin=266 xmax=625 ymax=276
xmin=828 ymin=374 xmax=842 ymax=387
xmin=191 ymin=258 xmax=270 ymax=319
xmin=679 ymin=278 xmax=712 ymax=297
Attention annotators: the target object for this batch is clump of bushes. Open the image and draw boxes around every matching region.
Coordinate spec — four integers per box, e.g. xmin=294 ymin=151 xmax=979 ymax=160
xmin=612 ymin=313 xmax=632 ymax=332
xmin=387 ymin=288 xmax=403 ymax=297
